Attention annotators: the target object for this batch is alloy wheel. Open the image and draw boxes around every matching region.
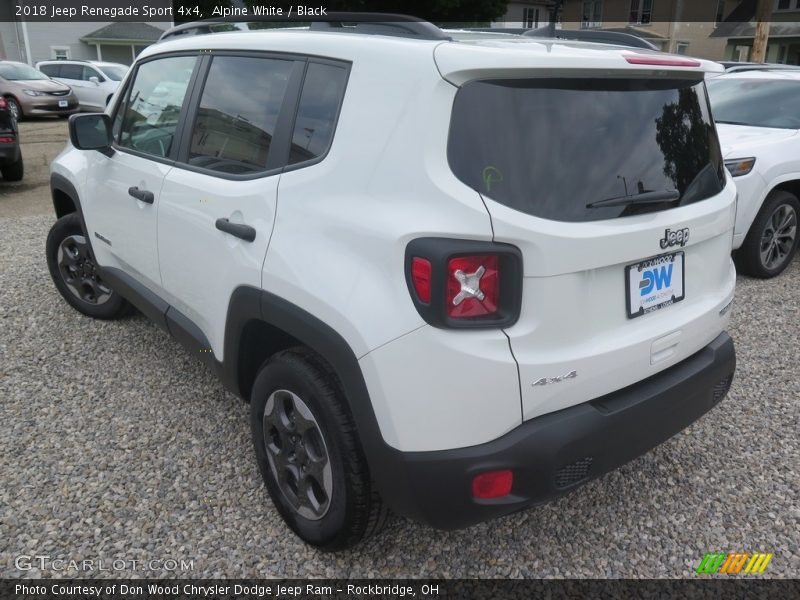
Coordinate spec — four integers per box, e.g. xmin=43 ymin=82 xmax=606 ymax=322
xmin=56 ymin=234 xmax=112 ymax=305
xmin=759 ymin=203 xmax=797 ymax=271
xmin=262 ymin=389 xmax=333 ymax=520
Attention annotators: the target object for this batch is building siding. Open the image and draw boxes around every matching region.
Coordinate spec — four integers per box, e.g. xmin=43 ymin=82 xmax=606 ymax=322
xmin=0 ymin=21 xmax=168 ymax=65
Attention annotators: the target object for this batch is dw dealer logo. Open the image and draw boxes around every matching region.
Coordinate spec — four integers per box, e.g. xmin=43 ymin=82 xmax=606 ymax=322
xmin=696 ymin=552 xmax=773 ymax=575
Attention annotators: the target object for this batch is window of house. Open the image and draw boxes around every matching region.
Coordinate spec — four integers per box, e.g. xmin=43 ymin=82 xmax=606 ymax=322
xmin=117 ymin=55 xmax=197 ymax=159
xmin=523 ymin=7 xmax=540 ymax=29
xmin=776 ymin=0 xmax=791 ymax=11
xmin=676 ymin=43 xmax=689 ymax=55
xmin=288 ymin=62 xmax=348 ymax=166
xmin=582 ymin=0 xmax=602 ymax=28
xmin=189 ymin=55 xmax=293 ymax=174
xmin=51 ymin=47 xmax=70 ymax=60
xmin=629 ymin=0 xmax=653 ymax=24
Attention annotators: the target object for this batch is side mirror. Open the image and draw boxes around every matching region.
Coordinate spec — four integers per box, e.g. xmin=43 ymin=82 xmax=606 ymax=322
xmin=89 ymin=76 xmax=100 ymax=85
xmin=69 ymin=113 xmax=113 ymax=155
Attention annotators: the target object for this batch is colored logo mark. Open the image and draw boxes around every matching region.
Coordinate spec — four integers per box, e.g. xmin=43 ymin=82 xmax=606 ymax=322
xmin=696 ymin=552 xmax=773 ymax=575
xmin=640 ymin=264 xmax=673 ymax=296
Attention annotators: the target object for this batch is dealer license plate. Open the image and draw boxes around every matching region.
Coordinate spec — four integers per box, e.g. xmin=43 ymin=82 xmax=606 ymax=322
xmin=625 ymin=252 xmax=685 ymax=318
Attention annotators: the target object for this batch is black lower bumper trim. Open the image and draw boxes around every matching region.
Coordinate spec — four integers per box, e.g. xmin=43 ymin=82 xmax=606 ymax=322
xmin=378 ymin=332 xmax=735 ymax=530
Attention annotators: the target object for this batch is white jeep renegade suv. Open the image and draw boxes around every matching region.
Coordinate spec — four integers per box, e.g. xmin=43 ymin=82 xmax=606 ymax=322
xmin=46 ymin=17 xmax=737 ymax=550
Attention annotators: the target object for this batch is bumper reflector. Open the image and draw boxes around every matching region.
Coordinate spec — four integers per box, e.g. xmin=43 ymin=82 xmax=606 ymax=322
xmin=471 ymin=469 xmax=513 ymax=499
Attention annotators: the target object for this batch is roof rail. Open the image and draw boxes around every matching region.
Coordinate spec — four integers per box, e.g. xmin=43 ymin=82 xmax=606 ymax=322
xmin=159 ymin=13 xmax=451 ymax=42
xmin=523 ymin=28 xmax=658 ymax=50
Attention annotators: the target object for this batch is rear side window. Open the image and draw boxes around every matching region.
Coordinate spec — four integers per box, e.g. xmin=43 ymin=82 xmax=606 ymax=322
xmin=59 ymin=64 xmax=83 ymax=80
xmin=39 ymin=64 xmax=60 ymax=77
xmin=288 ymin=62 xmax=348 ymax=165
xmin=188 ymin=55 xmax=293 ymax=174
xmin=448 ymin=78 xmax=725 ymax=222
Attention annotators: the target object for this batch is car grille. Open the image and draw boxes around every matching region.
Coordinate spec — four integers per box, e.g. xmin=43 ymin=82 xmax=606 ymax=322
xmin=46 ymin=90 xmax=69 ymax=97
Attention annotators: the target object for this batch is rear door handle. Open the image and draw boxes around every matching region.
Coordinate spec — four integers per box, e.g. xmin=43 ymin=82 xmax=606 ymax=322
xmin=128 ymin=186 xmax=154 ymax=204
xmin=215 ymin=218 xmax=256 ymax=242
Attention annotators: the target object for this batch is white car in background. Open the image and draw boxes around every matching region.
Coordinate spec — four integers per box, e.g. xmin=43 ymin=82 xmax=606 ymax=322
xmin=707 ymin=69 xmax=800 ymax=278
xmin=36 ymin=60 xmax=128 ymax=111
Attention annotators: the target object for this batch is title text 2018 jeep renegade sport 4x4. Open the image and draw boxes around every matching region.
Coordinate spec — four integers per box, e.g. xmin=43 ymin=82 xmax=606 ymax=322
xmin=47 ymin=17 xmax=737 ymax=550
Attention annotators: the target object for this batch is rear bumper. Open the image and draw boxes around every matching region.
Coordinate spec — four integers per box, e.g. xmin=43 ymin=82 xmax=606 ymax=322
xmin=377 ymin=332 xmax=735 ymax=530
xmin=0 ymin=141 xmax=20 ymax=165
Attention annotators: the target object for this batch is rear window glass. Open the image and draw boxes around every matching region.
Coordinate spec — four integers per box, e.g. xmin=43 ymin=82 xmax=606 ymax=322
xmin=448 ymin=78 xmax=724 ymax=222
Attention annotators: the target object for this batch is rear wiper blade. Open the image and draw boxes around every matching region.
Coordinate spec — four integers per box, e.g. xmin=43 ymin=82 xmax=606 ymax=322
xmin=587 ymin=189 xmax=680 ymax=208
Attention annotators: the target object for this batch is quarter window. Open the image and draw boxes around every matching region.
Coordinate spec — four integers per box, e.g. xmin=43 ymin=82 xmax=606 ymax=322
xmin=117 ymin=55 xmax=197 ymax=159
xmin=188 ymin=56 xmax=293 ymax=174
xmin=288 ymin=62 xmax=347 ymax=165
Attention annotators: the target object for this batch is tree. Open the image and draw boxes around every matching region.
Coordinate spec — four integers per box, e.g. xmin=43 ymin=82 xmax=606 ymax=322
xmin=655 ymin=88 xmax=710 ymax=196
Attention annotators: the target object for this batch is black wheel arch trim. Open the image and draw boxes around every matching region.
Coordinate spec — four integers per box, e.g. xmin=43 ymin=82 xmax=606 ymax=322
xmin=50 ymin=173 xmax=95 ymax=258
xmin=221 ymin=286 xmax=420 ymax=517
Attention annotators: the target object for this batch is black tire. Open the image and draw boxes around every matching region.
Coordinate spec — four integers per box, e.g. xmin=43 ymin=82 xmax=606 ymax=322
xmin=0 ymin=155 xmax=23 ymax=181
xmin=735 ymin=190 xmax=800 ymax=279
xmin=46 ymin=213 xmax=132 ymax=319
xmin=6 ymin=97 xmax=22 ymax=121
xmin=250 ymin=347 xmax=388 ymax=551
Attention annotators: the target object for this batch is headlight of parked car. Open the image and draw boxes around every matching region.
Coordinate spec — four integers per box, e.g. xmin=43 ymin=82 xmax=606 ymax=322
xmin=22 ymin=89 xmax=43 ymax=97
xmin=724 ymin=157 xmax=756 ymax=177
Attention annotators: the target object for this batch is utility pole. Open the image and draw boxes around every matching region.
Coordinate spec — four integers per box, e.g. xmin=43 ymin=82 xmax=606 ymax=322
xmin=751 ymin=0 xmax=772 ymax=63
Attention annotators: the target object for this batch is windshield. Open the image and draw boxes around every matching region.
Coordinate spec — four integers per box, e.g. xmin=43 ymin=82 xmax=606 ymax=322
xmin=707 ymin=77 xmax=800 ymax=129
xmin=100 ymin=66 xmax=128 ymax=81
xmin=448 ymin=78 xmax=724 ymax=222
xmin=0 ymin=63 xmax=50 ymax=81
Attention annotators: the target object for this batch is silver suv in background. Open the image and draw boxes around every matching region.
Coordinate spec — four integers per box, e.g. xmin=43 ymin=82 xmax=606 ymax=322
xmin=36 ymin=60 xmax=128 ymax=111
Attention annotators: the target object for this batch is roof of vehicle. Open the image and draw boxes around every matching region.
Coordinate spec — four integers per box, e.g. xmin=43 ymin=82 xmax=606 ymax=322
xmin=713 ymin=69 xmax=800 ymax=81
xmin=144 ymin=27 xmax=722 ymax=81
xmin=36 ymin=59 xmax=126 ymax=67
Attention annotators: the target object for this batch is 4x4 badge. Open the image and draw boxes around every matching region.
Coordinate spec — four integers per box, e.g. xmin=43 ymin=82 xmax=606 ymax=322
xmin=532 ymin=370 xmax=577 ymax=386
xmin=660 ymin=227 xmax=690 ymax=249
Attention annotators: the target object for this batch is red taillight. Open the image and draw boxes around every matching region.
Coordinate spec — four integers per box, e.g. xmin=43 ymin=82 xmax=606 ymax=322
xmin=410 ymin=257 xmax=432 ymax=304
xmin=625 ymin=55 xmax=701 ymax=67
xmin=472 ymin=470 xmax=513 ymax=499
xmin=0 ymin=97 xmax=7 ymax=109
xmin=0 ymin=136 xmax=15 ymax=144
xmin=447 ymin=254 xmax=499 ymax=318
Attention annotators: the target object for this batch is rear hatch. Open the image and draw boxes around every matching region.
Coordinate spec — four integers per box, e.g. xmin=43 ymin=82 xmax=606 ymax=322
xmin=439 ymin=42 xmax=737 ymax=421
